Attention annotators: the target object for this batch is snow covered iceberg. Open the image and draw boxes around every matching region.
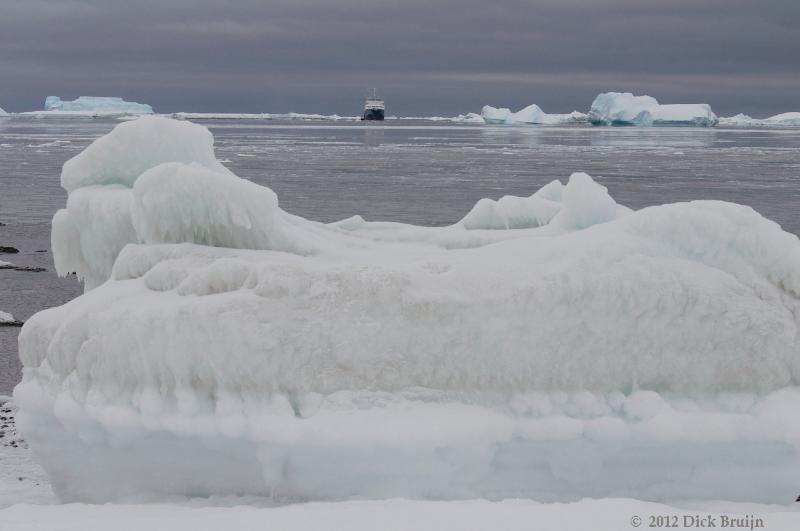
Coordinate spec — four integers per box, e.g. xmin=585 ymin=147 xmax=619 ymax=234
xmin=481 ymin=104 xmax=586 ymax=125
xmin=15 ymin=117 xmax=800 ymax=504
xmin=42 ymin=96 xmax=153 ymax=115
xmin=588 ymin=92 xmax=718 ymax=126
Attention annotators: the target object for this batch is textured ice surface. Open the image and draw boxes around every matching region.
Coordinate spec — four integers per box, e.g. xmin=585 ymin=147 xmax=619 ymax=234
xmin=16 ymin=117 xmax=800 ymax=503
xmin=43 ymin=96 xmax=153 ymax=115
xmin=588 ymin=92 xmax=718 ymax=127
xmin=481 ymin=104 xmax=586 ymax=125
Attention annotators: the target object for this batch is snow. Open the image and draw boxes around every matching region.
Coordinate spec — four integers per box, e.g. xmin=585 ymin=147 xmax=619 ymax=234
xmin=0 ymin=310 xmax=17 ymax=323
xmin=588 ymin=92 xmax=718 ymax=126
xmin=481 ymin=104 xmax=587 ymax=125
xmin=18 ymin=116 xmax=800 ymax=504
xmin=42 ymin=96 xmax=153 ymax=115
xmin=2 ymin=497 xmax=800 ymax=531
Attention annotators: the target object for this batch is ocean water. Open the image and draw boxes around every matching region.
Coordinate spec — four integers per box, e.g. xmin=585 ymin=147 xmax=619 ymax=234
xmin=1 ymin=116 xmax=800 ymax=393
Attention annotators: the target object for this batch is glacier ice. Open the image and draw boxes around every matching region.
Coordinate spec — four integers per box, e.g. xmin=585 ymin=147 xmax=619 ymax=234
xmin=481 ymin=104 xmax=586 ymax=125
xmin=42 ymin=96 xmax=153 ymax=115
xmin=588 ymin=92 xmax=718 ymax=127
xmin=16 ymin=116 xmax=800 ymax=504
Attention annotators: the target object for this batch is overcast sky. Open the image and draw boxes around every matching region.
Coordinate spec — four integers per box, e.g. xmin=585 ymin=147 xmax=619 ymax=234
xmin=1 ymin=0 xmax=798 ymax=116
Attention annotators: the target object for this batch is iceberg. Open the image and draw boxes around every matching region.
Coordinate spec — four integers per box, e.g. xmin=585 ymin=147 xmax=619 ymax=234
xmin=766 ymin=112 xmax=800 ymax=126
xmin=41 ymin=96 xmax=153 ymax=115
xmin=481 ymin=104 xmax=587 ymax=125
xmin=588 ymin=92 xmax=718 ymax=126
xmin=15 ymin=117 xmax=800 ymax=504
xmin=720 ymin=112 xmax=800 ymax=127
xmin=0 ymin=106 xmax=8 ymax=116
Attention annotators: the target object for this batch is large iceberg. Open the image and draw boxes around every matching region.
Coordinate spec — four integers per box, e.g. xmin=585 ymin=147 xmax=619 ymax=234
xmin=15 ymin=117 xmax=800 ymax=504
xmin=588 ymin=92 xmax=718 ymax=126
xmin=482 ymin=104 xmax=586 ymax=125
xmin=42 ymin=96 xmax=153 ymax=115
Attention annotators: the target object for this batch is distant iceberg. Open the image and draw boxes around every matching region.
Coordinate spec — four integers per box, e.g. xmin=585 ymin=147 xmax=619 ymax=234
xmin=0 ymin=106 xmax=8 ymax=116
xmin=588 ymin=92 xmax=717 ymax=127
xmin=719 ymin=112 xmax=800 ymax=127
xmin=41 ymin=96 xmax=153 ymax=115
xmin=481 ymin=104 xmax=587 ymax=125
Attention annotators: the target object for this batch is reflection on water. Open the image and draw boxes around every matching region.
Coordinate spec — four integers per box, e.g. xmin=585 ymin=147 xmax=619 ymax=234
xmin=363 ymin=126 xmax=384 ymax=147
xmin=1 ymin=117 xmax=800 ymax=393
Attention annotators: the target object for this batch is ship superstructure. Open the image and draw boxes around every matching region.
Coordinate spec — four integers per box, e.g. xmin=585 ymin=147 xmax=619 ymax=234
xmin=362 ymin=89 xmax=385 ymax=121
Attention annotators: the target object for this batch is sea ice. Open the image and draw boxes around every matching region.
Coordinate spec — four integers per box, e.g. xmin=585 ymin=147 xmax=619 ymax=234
xmin=0 ymin=310 xmax=17 ymax=323
xmin=481 ymin=104 xmax=586 ymax=125
xmin=41 ymin=96 xmax=153 ymax=115
xmin=16 ymin=116 xmax=800 ymax=504
xmin=588 ymin=92 xmax=718 ymax=126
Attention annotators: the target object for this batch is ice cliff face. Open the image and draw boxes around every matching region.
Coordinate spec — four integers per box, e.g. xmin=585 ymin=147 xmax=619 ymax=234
xmin=15 ymin=117 xmax=800 ymax=504
xmin=588 ymin=92 xmax=718 ymax=126
xmin=44 ymin=96 xmax=153 ymax=115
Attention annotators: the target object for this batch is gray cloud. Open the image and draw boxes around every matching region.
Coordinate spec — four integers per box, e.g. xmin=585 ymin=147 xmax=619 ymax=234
xmin=1 ymin=0 xmax=798 ymax=116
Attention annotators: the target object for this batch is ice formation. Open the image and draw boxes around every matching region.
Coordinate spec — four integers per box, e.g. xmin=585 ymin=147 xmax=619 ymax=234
xmin=0 ymin=311 xmax=16 ymax=323
xmin=0 ymin=106 xmax=8 ymax=116
xmin=42 ymin=96 xmax=153 ymax=115
xmin=481 ymin=104 xmax=586 ymax=125
xmin=720 ymin=112 xmax=800 ymax=127
xmin=588 ymin=92 xmax=718 ymax=126
xmin=15 ymin=117 xmax=800 ymax=504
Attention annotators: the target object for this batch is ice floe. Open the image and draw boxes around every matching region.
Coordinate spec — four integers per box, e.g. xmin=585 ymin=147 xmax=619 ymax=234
xmin=16 ymin=116 xmax=800 ymax=504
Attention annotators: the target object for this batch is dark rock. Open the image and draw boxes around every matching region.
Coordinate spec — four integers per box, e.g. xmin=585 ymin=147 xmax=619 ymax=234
xmin=0 ymin=246 xmax=19 ymax=254
xmin=0 ymin=264 xmax=46 ymax=272
xmin=0 ymin=321 xmax=24 ymax=327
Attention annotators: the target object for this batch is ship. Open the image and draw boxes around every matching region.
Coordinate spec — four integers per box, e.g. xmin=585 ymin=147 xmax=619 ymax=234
xmin=362 ymin=89 xmax=385 ymax=121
